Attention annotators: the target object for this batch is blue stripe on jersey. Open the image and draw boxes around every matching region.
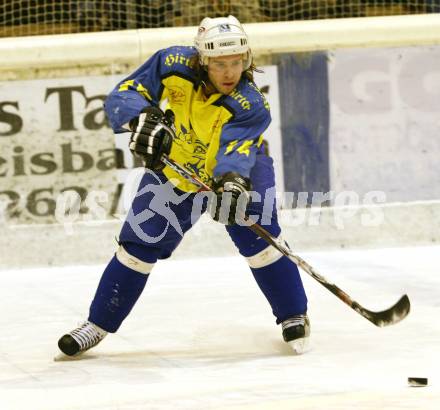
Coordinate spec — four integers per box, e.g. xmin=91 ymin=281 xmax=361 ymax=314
xmin=278 ymin=52 xmax=330 ymax=205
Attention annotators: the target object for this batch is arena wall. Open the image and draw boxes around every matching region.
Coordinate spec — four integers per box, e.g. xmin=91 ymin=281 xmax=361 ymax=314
xmin=1 ymin=15 xmax=440 ymax=269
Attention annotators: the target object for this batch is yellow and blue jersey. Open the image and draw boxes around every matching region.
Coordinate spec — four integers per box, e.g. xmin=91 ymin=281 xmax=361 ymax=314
xmin=105 ymin=46 xmax=271 ymax=192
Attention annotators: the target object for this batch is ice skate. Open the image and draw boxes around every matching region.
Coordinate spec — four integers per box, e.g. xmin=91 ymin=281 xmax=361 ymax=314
xmin=58 ymin=321 xmax=107 ymax=357
xmin=282 ymin=314 xmax=310 ymax=355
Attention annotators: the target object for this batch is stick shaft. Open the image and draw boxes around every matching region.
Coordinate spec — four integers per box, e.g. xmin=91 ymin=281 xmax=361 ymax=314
xmin=160 ymin=154 xmax=410 ymax=327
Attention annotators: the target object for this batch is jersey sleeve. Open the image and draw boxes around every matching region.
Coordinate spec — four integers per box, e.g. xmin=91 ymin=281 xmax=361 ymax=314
xmin=104 ymin=48 xmax=171 ymax=133
xmin=214 ymin=103 xmax=271 ymax=178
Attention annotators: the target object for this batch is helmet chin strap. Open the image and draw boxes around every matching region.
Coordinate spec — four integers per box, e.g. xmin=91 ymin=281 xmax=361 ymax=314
xmin=198 ymin=67 xmax=219 ymax=97
xmin=201 ymin=79 xmax=217 ymax=98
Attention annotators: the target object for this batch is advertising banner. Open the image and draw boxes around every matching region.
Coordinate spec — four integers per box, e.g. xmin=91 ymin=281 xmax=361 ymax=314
xmin=329 ymin=46 xmax=440 ymax=202
xmin=0 ymin=67 xmax=282 ymax=225
xmin=277 ymin=45 xmax=440 ymax=207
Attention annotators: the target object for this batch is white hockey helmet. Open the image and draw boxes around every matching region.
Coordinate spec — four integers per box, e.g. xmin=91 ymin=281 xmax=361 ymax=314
xmin=194 ymin=15 xmax=252 ymax=70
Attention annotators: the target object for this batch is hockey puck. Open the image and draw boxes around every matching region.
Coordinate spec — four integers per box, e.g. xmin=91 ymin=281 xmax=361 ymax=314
xmin=408 ymin=377 xmax=428 ymax=387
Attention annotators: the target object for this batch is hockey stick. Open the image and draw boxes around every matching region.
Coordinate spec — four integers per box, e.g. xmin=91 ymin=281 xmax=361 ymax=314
xmin=161 ymin=154 xmax=410 ymax=327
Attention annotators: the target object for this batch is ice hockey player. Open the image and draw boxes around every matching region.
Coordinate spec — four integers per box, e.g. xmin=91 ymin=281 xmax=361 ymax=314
xmin=58 ymin=15 xmax=310 ymax=357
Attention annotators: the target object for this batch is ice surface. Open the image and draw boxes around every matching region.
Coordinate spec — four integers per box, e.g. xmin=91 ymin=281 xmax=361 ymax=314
xmin=1 ymin=245 xmax=439 ymax=410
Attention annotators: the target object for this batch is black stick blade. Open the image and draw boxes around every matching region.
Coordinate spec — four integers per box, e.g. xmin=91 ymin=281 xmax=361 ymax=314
xmin=354 ymin=294 xmax=411 ymax=327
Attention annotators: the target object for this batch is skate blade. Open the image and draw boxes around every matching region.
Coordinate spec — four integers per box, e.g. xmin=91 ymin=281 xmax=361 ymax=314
xmin=53 ymin=352 xmax=87 ymax=362
xmin=287 ymin=336 xmax=310 ymax=355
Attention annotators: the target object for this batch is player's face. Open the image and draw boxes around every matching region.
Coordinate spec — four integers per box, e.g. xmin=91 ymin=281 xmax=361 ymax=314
xmin=207 ymin=54 xmax=244 ymax=95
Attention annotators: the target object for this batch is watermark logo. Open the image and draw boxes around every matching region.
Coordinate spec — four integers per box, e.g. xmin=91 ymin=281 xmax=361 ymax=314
xmin=124 ymin=169 xmax=190 ymax=243
xmin=48 ymin=167 xmax=388 ymax=240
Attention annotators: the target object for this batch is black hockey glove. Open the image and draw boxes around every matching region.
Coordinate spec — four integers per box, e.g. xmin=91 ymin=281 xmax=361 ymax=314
xmin=209 ymin=172 xmax=251 ymax=225
xmin=128 ymin=106 xmax=175 ymax=171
